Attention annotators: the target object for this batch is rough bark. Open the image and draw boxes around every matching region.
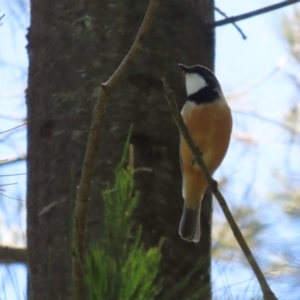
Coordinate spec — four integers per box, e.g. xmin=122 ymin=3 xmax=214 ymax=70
xmin=27 ymin=0 xmax=215 ymax=299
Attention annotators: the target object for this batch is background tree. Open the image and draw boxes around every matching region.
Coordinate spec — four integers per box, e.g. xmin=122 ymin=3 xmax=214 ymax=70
xmin=2 ymin=0 xmax=300 ymax=299
xmin=26 ymin=0 xmax=214 ymax=299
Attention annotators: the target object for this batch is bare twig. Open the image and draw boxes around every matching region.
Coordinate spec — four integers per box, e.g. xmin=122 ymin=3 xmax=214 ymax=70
xmin=215 ymin=7 xmax=247 ymax=40
xmin=0 ymin=173 xmax=26 ymax=177
xmin=0 ymin=14 xmax=5 ymax=26
xmin=0 ymin=157 xmax=26 ymax=166
xmin=72 ymin=0 xmax=160 ymax=298
xmin=233 ymin=108 xmax=300 ymax=136
xmin=212 ymin=0 xmax=300 ymax=27
xmin=162 ymin=78 xmax=278 ymax=300
xmin=0 ymin=95 xmax=70 ymax=136
xmin=0 ymin=246 xmax=27 ymax=263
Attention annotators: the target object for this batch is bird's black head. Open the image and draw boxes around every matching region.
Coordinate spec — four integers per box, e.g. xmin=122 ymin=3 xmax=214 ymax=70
xmin=179 ymin=64 xmax=222 ymax=103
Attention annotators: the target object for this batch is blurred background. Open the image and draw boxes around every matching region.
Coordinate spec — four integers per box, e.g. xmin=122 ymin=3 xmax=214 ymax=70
xmin=0 ymin=0 xmax=300 ymax=299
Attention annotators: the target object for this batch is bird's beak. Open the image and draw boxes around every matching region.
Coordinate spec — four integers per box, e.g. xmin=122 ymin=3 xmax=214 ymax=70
xmin=178 ymin=64 xmax=189 ymax=73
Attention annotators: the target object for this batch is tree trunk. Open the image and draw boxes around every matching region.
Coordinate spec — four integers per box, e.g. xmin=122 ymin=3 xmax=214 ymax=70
xmin=26 ymin=0 xmax=215 ymax=299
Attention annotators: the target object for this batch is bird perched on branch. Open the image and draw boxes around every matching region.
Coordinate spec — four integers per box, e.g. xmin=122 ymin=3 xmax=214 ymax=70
xmin=179 ymin=64 xmax=232 ymax=243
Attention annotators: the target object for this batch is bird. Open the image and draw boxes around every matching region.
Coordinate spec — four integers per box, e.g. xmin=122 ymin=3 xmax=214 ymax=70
xmin=178 ymin=64 xmax=232 ymax=243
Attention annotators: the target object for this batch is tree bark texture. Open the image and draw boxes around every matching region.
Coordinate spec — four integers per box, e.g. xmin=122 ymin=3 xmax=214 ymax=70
xmin=27 ymin=1 xmax=215 ymax=299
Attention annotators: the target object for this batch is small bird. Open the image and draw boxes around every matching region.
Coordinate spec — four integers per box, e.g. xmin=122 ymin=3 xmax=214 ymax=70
xmin=178 ymin=64 xmax=232 ymax=243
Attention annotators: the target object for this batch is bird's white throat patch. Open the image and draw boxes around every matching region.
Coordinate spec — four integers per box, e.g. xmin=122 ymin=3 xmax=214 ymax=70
xmin=185 ymin=73 xmax=207 ymax=96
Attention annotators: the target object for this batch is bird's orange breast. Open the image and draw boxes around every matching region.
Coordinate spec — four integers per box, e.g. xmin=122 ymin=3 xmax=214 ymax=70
xmin=181 ymin=99 xmax=232 ymax=174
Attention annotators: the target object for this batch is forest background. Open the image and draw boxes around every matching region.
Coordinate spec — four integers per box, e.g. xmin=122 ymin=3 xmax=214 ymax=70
xmin=0 ymin=0 xmax=300 ymax=299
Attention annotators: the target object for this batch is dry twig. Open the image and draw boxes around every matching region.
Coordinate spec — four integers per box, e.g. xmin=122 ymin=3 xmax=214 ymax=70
xmin=214 ymin=7 xmax=247 ymax=40
xmin=0 ymin=13 xmax=4 ymax=26
xmin=72 ymin=0 xmax=160 ymax=298
xmin=212 ymin=0 xmax=300 ymax=27
xmin=0 ymin=246 xmax=27 ymax=263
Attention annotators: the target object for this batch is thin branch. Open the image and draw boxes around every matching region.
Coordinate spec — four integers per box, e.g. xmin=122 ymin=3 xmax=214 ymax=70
xmin=233 ymin=108 xmax=300 ymax=136
xmin=162 ymin=78 xmax=278 ymax=300
xmin=0 ymin=157 xmax=26 ymax=166
xmin=0 ymin=246 xmax=27 ymax=263
xmin=212 ymin=0 xmax=300 ymax=27
xmin=72 ymin=0 xmax=160 ymax=298
xmin=0 ymin=192 xmax=25 ymax=202
xmin=0 ymin=183 xmax=17 ymax=187
xmin=215 ymin=7 xmax=247 ymax=40
xmin=0 ymin=14 xmax=4 ymax=26
xmin=0 ymin=95 xmax=70 ymax=136
xmin=0 ymin=173 xmax=26 ymax=177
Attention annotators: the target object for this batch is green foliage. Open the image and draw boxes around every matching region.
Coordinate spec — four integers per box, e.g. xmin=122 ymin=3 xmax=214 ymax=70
xmin=85 ymin=134 xmax=161 ymax=300
xmin=85 ymin=133 xmax=214 ymax=300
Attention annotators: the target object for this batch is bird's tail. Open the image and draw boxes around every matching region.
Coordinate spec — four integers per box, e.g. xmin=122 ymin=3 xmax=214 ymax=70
xmin=179 ymin=202 xmax=202 ymax=243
